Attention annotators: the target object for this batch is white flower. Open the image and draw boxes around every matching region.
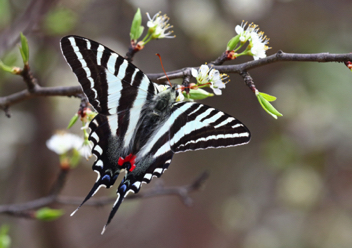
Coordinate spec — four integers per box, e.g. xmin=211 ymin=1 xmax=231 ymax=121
xmin=208 ymin=69 xmax=227 ymax=95
xmin=250 ymin=31 xmax=270 ymax=60
xmin=191 ymin=64 xmax=210 ymax=85
xmin=176 ymin=88 xmax=185 ymax=102
xmin=156 ymin=84 xmax=170 ymax=92
xmin=46 ymin=132 xmax=84 ymax=155
xmin=146 ymin=12 xmax=174 ymax=39
xmin=235 ymin=21 xmax=259 ymax=43
xmin=192 ymin=64 xmax=228 ymax=95
xmin=78 ymin=141 xmax=92 ymax=159
xmin=234 ymin=21 xmax=270 ymax=60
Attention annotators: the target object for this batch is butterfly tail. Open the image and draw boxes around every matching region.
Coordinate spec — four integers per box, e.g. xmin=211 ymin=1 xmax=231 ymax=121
xmin=101 ymin=177 xmax=142 ymax=234
xmin=71 ymin=172 xmax=120 ymax=216
xmin=70 ymin=181 xmax=102 ymax=216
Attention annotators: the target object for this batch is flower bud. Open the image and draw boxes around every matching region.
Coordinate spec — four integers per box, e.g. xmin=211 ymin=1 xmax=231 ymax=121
xmin=187 ymin=89 xmax=214 ymax=100
xmin=226 ymin=35 xmax=240 ymax=51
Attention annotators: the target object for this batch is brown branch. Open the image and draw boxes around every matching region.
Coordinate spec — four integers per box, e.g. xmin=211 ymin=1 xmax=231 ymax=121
xmin=2 ymin=51 xmax=352 ymax=115
xmin=147 ymin=51 xmax=352 ymax=83
xmin=0 ymin=85 xmax=82 ymax=117
xmin=0 ymin=171 xmax=209 ymax=218
xmin=20 ymin=64 xmax=37 ymax=90
xmin=239 ymin=71 xmax=256 ymax=93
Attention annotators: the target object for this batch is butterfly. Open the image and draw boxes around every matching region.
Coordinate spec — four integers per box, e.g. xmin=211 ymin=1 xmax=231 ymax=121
xmin=60 ymin=35 xmax=250 ymax=233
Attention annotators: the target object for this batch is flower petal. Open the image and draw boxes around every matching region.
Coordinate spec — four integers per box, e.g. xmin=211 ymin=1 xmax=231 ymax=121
xmin=191 ymin=68 xmax=198 ymax=78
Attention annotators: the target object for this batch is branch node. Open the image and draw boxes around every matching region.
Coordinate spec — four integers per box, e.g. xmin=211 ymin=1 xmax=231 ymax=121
xmin=21 ymin=64 xmax=38 ymax=91
xmin=240 ymin=71 xmax=257 ymax=93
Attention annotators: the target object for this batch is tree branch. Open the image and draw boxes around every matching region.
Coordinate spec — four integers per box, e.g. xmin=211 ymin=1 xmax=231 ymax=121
xmin=0 ymin=171 xmax=209 ymax=218
xmin=0 ymin=85 xmax=82 ymax=117
xmin=1 ymin=51 xmax=352 ymax=116
xmin=148 ymin=51 xmax=352 ymax=82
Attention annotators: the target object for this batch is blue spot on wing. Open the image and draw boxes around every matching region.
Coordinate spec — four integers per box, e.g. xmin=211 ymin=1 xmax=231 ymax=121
xmin=119 ymin=184 xmax=127 ymax=193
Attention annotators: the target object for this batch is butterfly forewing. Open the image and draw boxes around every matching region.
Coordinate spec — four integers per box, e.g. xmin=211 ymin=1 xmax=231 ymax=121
xmin=60 ymin=35 xmax=158 ymax=115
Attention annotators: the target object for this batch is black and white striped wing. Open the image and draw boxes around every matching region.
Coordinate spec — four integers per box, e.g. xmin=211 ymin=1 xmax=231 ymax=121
xmin=60 ymin=35 xmax=158 ymax=116
xmin=169 ymin=102 xmax=251 ymax=152
xmin=141 ymin=101 xmax=251 ymax=161
xmin=60 ymin=35 xmax=160 ymax=213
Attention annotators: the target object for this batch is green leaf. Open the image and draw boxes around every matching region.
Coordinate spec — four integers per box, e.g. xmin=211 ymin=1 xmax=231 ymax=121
xmin=19 ymin=33 xmax=29 ymax=64
xmin=130 ymin=8 xmax=144 ymax=41
xmin=67 ymin=113 xmax=79 ymax=129
xmin=257 ymin=93 xmax=283 ymax=119
xmin=35 ymin=207 xmax=64 ymax=221
xmin=259 ymin=92 xmax=277 ymax=102
xmin=186 ymin=88 xmax=214 ymax=100
xmin=226 ymin=35 xmax=240 ymax=51
xmin=0 ymin=225 xmax=11 ymax=248
xmin=0 ymin=60 xmax=14 ymax=74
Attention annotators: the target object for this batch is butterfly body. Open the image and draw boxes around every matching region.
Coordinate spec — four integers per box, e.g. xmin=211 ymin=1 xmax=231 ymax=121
xmin=60 ymin=35 xmax=250 ymax=233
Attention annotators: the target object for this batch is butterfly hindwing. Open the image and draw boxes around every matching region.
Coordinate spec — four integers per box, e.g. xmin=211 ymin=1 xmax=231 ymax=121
xmin=169 ymin=102 xmax=251 ymax=152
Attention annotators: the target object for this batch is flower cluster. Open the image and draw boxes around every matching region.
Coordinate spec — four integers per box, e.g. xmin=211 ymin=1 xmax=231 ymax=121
xmin=129 ymin=9 xmax=174 ymax=51
xmin=191 ymin=65 xmax=228 ymax=95
xmin=228 ymin=21 xmax=270 ymax=60
xmin=146 ymin=12 xmax=174 ymax=39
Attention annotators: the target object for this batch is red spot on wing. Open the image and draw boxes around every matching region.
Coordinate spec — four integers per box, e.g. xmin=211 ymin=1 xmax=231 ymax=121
xmin=117 ymin=153 xmax=137 ymax=172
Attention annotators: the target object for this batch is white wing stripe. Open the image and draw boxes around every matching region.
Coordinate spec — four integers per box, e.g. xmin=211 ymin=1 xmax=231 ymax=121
xmin=123 ymin=71 xmax=147 ymax=147
xmin=91 ymin=132 xmax=100 ymax=142
xmin=188 ymin=104 xmax=203 ymax=116
xmin=67 ymin=37 xmax=98 ymax=101
xmin=86 ymin=39 xmax=91 ymax=49
xmin=95 ymin=160 xmax=103 ymax=168
xmin=107 ymin=53 xmax=118 ymax=74
xmin=214 ymin=117 xmax=236 ymax=129
xmin=203 ymin=112 xmax=225 ymax=124
xmin=231 ymin=123 xmax=243 ymax=129
xmin=133 ymin=181 xmax=141 ymax=189
xmin=154 ymin=168 xmax=163 ymax=174
xmin=141 ymin=103 xmax=195 ymax=158
xmin=94 ymin=145 xmax=103 ymax=155
xmin=107 ymin=115 xmax=118 ymax=136
xmin=96 ymin=45 xmax=104 ymax=65
xmin=144 ymin=173 xmax=152 ymax=180
xmin=117 ymin=60 xmax=128 ymax=80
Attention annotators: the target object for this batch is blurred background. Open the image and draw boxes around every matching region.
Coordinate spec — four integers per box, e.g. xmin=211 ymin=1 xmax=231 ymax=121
xmin=1 ymin=0 xmax=352 ymax=247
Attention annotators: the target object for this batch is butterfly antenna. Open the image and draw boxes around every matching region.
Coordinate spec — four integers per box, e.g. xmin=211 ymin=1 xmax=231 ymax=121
xmin=156 ymin=53 xmax=172 ymax=87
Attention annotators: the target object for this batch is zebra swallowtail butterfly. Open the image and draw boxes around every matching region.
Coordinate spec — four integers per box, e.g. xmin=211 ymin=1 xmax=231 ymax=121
xmin=60 ymin=35 xmax=250 ymax=233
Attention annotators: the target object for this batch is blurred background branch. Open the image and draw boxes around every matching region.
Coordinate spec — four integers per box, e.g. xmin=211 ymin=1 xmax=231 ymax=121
xmin=0 ymin=170 xmax=209 ymax=217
